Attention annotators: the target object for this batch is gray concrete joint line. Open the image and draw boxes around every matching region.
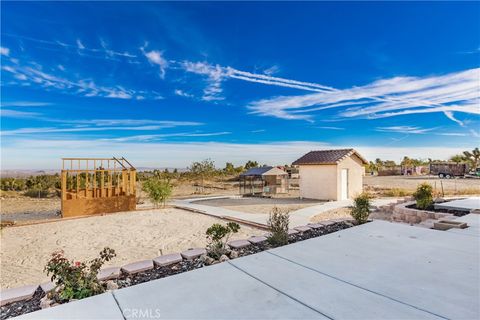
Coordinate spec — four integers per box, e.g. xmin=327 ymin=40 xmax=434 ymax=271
xmin=111 ymin=291 xmax=127 ymax=320
xmin=227 ymin=260 xmax=334 ymax=320
xmin=266 ymin=251 xmax=450 ymax=320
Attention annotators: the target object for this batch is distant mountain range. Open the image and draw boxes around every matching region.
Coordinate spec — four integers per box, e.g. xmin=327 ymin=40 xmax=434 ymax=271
xmin=0 ymin=167 xmax=188 ymax=178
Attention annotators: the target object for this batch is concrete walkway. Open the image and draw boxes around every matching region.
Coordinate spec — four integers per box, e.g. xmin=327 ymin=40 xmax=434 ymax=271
xmin=17 ymin=215 xmax=479 ymax=319
xmin=173 ymin=197 xmax=400 ymax=227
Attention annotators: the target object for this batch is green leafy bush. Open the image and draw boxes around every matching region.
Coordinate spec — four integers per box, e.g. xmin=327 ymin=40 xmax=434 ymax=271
xmin=206 ymin=222 xmax=240 ymax=259
xmin=413 ymin=183 xmax=433 ymax=209
xmin=44 ymin=247 xmax=116 ymax=301
xmin=350 ymin=192 xmax=371 ymax=224
xmin=267 ymin=207 xmax=289 ymax=247
xmin=142 ymin=178 xmax=173 ymax=208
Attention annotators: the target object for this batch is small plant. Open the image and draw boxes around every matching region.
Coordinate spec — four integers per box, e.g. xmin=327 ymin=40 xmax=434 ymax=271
xmin=350 ymin=192 xmax=371 ymax=224
xmin=142 ymin=177 xmax=173 ymax=208
xmin=205 ymin=222 xmax=240 ymax=259
xmin=413 ymin=183 xmax=433 ymax=210
xmin=44 ymin=247 xmax=116 ymax=302
xmin=267 ymin=207 xmax=289 ymax=247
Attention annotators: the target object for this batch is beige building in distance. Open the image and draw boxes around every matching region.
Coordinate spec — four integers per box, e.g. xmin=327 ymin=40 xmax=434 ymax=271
xmin=292 ymin=149 xmax=367 ymax=201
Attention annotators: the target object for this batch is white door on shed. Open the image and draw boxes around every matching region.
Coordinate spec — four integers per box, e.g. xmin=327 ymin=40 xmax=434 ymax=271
xmin=341 ymin=169 xmax=348 ymax=200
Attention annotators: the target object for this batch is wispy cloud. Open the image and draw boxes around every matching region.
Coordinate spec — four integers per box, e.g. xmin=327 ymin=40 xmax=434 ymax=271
xmin=0 ymin=46 xmax=10 ymax=56
xmin=181 ymin=61 xmax=225 ymax=101
xmin=376 ymin=126 xmax=435 ymax=134
xmin=0 ymin=109 xmax=41 ymax=119
xmin=0 ymin=101 xmax=52 ymax=107
xmin=1 ymin=53 xmax=162 ymax=100
xmin=317 ymin=126 xmax=345 ymax=130
xmin=246 ymin=68 xmax=480 ymax=123
xmin=174 ymin=89 xmax=194 ymax=98
xmin=142 ymin=49 xmax=168 ymax=79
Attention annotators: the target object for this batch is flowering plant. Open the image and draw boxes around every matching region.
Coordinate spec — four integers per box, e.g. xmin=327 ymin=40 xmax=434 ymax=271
xmin=44 ymin=247 xmax=116 ymax=301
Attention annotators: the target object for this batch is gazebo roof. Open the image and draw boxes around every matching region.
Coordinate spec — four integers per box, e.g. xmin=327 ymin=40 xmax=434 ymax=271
xmin=240 ymin=166 xmax=288 ymax=177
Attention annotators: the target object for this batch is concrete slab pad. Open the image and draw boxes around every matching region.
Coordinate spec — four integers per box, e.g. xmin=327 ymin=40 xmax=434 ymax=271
xmin=434 ymin=197 xmax=480 ymax=212
xmin=268 ymin=220 xmax=480 ymax=319
xmin=248 ymin=235 xmax=267 ymax=244
xmin=121 ymin=260 xmax=153 ymax=275
xmin=180 ymin=248 xmax=206 ymax=260
xmin=97 ymin=267 xmax=121 ymax=281
xmin=153 ymin=253 xmax=182 ymax=267
xmin=13 ymin=292 xmax=124 ymax=319
xmin=113 ymin=262 xmax=326 ymax=319
xmin=0 ymin=284 xmax=38 ymax=306
xmin=231 ymin=252 xmax=441 ymax=319
xmin=294 ymin=225 xmax=312 ymax=232
xmin=39 ymin=282 xmax=55 ymax=293
xmin=227 ymin=239 xmax=251 ymax=249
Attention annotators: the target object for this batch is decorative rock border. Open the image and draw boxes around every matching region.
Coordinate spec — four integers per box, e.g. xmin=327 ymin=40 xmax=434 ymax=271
xmin=0 ymin=218 xmax=354 ymax=320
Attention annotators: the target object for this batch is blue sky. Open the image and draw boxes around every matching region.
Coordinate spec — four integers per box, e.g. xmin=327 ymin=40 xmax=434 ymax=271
xmin=1 ymin=2 xmax=479 ymax=169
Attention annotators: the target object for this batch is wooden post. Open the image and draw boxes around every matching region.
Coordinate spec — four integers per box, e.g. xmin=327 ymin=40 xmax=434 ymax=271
xmin=61 ymin=171 xmax=67 ymax=200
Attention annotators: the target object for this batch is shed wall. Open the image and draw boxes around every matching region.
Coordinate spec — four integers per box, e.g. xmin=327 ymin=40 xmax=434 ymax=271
xmin=336 ymin=155 xmax=365 ymax=199
xmin=298 ymin=164 xmax=337 ymax=200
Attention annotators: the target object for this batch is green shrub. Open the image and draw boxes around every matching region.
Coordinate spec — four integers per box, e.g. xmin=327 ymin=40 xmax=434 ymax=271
xmin=413 ymin=183 xmax=433 ymax=209
xmin=267 ymin=207 xmax=289 ymax=247
xmin=383 ymin=188 xmax=410 ymax=197
xmin=206 ymin=222 xmax=240 ymax=259
xmin=44 ymin=247 xmax=116 ymax=302
xmin=350 ymin=192 xmax=371 ymax=224
xmin=142 ymin=178 xmax=173 ymax=208
xmin=24 ymin=189 xmax=49 ymax=198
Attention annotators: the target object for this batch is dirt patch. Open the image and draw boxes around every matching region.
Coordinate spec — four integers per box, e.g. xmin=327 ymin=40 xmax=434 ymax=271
xmin=0 ymin=198 xmax=61 ymax=222
xmin=309 ymin=207 xmax=352 ymax=223
xmin=364 ymin=175 xmax=480 ymax=196
xmin=193 ymin=197 xmax=325 ymax=214
xmin=0 ymin=208 xmax=262 ymax=289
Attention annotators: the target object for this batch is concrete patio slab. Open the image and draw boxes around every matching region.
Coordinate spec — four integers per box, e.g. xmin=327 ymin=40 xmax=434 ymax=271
xmin=227 ymin=239 xmax=251 ymax=249
xmin=113 ymin=262 xmax=326 ymax=319
xmin=14 ymin=292 xmax=124 ymax=319
xmin=97 ymin=267 xmax=121 ymax=281
xmin=180 ymin=248 xmax=206 ymax=260
xmin=13 ymin=216 xmax=478 ymax=320
xmin=230 ymin=252 xmax=441 ymax=319
xmin=121 ymin=260 xmax=153 ymax=275
xmin=153 ymin=253 xmax=183 ymax=267
xmin=0 ymin=285 xmax=38 ymax=307
xmin=434 ymin=197 xmax=480 ymax=212
xmin=268 ymin=219 xmax=479 ymax=319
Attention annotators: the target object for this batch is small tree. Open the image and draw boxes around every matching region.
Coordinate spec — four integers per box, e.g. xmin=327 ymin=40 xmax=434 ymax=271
xmin=142 ymin=177 xmax=173 ymax=208
xmin=350 ymin=192 xmax=371 ymax=224
xmin=413 ymin=183 xmax=433 ymax=209
xmin=267 ymin=207 xmax=289 ymax=247
xmin=189 ymin=159 xmax=216 ymax=193
xmin=206 ymin=222 xmax=240 ymax=260
xmin=44 ymin=247 xmax=116 ymax=302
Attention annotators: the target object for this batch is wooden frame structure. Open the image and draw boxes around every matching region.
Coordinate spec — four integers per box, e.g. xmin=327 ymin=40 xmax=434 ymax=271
xmin=61 ymin=157 xmax=136 ymax=217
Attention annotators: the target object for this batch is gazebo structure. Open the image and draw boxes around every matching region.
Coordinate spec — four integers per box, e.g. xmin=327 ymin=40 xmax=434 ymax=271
xmin=239 ymin=166 xmax=288 ymax=197
xmin=61 ymin=157 xmax=136 ymax=217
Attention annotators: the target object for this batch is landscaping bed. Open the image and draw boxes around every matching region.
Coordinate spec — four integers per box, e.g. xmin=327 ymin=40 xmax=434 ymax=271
xmin=405 ymin=203 xmax=469 ymax=217
xmin=0 ymin=220 xmax=352 ymax=320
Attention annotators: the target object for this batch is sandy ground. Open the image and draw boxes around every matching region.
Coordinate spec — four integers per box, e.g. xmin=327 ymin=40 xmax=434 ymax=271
xmin=193 ymin=197 xmax=324 ymax=214
xmin=0 ymin=208 xmax=262 ymax=289
xmin=309 ymin=207 xmax=352 ymax=223
xmin=364 ymin=175 xmax=480 ymax=195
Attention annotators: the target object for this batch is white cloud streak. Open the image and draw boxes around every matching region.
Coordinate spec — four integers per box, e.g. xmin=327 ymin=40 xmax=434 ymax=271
xmin=375 ymin=126 xmax=436 ymax=134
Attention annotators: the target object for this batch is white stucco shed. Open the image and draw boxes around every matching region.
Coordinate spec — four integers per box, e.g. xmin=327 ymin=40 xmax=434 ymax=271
xmin=292 ymin=149 xmax=367 ymax=201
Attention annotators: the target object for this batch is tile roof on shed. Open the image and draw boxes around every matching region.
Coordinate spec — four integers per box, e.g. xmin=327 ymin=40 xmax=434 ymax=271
xmin=292 ymin=149 xmax=368 ymax=165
